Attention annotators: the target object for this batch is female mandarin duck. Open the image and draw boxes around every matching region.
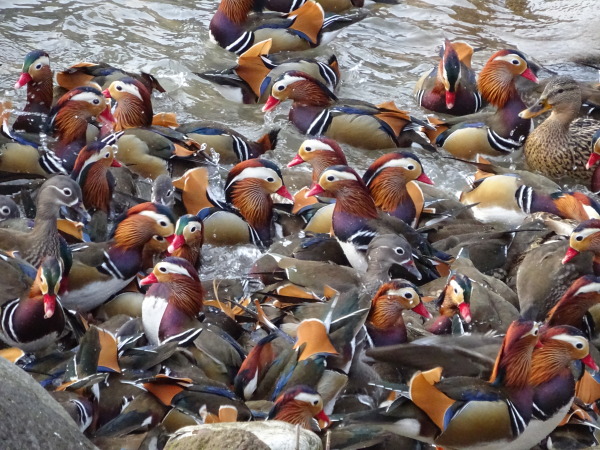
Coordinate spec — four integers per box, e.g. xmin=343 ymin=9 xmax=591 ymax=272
xmin=0 ymin=255 xmax=65 ymax=352
xmin=268 ymin=385 xmax=330 ymax=430
xmin=102 ymin=77 xmax=201 ymax=179
xmin=166 ymin=214 xmax=204 ymax=269
xmin=209 ymin=0 xmax=365 ymax=55
xmin=394 ymin=319 xmax=540 ymax=449
xmin=415 ymin=39 xmax=482 ymax=116
xmin=71 ymin=141 xmax=121 ymax=214
xmin=60 ymin=202 xmax=175 ymax=312
xmin=306 ymin=165 xmax=450 ymax=275
xmin=366 ymin=279 xmax=432 ymax=346
xmin=13 ymin=49 xmax=53 ymax=133
xmin=515 ymin=184 xmax=600 ymax=222
xmin=199 ymin=158 xmax=293 ymax=247
xmin=263 ymin=71 xmax=435 ymax=151
xmin=427 ymin=49 xmax=538 ymax=160
xmin=0 ymin=176 xmax=88 ymax=270
xmin=426 ymin=272 xmax=473 ymax=335
xmin=563 ymin=219 xmax=600 ymax=274
xmin=363 ymin=151 xmax=434 ymax=227
xmin=520 ymin=76 xmax=600 ymax=182
xmin=196 ymin=38 xmax=340 ymax=104
xmin=140 ymin=257 xmax=204 ymax=346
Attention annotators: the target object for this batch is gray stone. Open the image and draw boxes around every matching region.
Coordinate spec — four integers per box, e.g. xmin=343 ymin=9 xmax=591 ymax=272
xmin=0 ymin=356 xmax=96 ymax=450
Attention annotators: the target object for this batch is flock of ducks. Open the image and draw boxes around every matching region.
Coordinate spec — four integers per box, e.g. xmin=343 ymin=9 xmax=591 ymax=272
xmin=2 ymin=0 xmax=600 ymax=449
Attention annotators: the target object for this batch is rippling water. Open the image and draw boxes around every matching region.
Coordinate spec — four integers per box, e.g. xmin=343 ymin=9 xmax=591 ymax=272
xmin=0 ymin=0 xmax=598 ymax=272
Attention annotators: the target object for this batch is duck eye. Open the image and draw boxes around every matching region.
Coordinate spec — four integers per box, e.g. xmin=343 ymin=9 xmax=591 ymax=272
xmin=405 ymin=292 xmax=413 ymax=299
xmin=532 ymin=328 xmax=539 ymax=336
xmin=158 ymin=266 xmax=167 ymax=273
xmin=312 ymin=400 xmax=318 ymax=405
xmin=0 ymin=206 xmax=10 ymax=215
xmin=105 ymin=152 xmax=110 ymax=158
xmin=92 ymin=98 xmax=100 ymax=105
xmin=190 ymin=227 xmax=197 ymax=233
xmin=407 ymin=165 xmax=415 ymax=170
xmin=63 ymin=188 xmax=72 ymax=196
xmin=35 ymin=64 xmax=42 ymax=70
xmin=154 ymin=236 xmax=164 ymax=241
xmin=576 ymin=342 xmax=584 ymax=349
xmin=116 ymin=85 xmax=123 ymax=91
xmin=557 ymin=89 xmax=564 ymax=94
xmin=394 ymin=247 xmax=404 ymax=255
xmin=277 ymin=85 xmax=285 ymax=91
xmin=327 ymin=175 xmax=335 ymax=182
xmin=166 ymin=191 xmax=172 ymax=197
xmin=159 ymin=220 xmax=168 ymax=227
xmin=511 ymin=59 xmax=519 ymax=65
xmin=305 ymin=147 xmax=312 ymax=152
xmin=454 ymin=288 xmax=459 ymax=294
xmin=575 ymin=235 xmax=584 ymax=241
xmin=266 ymin=177 xmax=275 ymax=183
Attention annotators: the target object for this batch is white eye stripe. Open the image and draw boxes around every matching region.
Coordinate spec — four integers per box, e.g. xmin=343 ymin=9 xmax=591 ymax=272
xmin=70 ymin=92 xmax=104 ymax=104
xmin=226 ymin=167 xmax=280 ymax=190
xmin=113 ymin=81 xmax=143 ymax=101
xmin=156 ymin=262 xmax=194 ymax=278
xmin=378 ymin=158 xmax=420 ymax=172
xmin=139 ymin=211 xmax=171 ymax=226
xmin=31 ymin=56 xmax=50 ymax=69
xmin=321 ymin=170 xmax=359 ymax=182
xmin=551 ymin=334 xmax=588 ymax=348
xmin=301 ymin=139 xmax=333 ymax=152
xmin=449 ymin=279 xmax=462 ymax=293
xmin=573 ymin=228 xmax=600 ymax=240
xmin=494 ymin=54 xmax=523 ymax=63
xmin=573 ymin=282 xmax=600 ymax=296
xmin=278 ymin=75 xmax=308 ymax=88
xmin=294 ymin=392 xmax=321 ymax=404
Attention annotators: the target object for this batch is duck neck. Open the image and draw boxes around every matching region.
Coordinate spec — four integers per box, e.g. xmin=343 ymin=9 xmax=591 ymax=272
xmin=368 ymin=170 xmax=410 ymax=212
xmin=26 ymin=76 xmax=53 ymax=113
xmin=114 ymin=95 xmax=153 ymax=131
xmin=478 ymin=65 xmax=520 ymax=108
xmin=165 ymin=276 xmax=204 ymax=318
xmin=546 ymin=106 xmax=579 ymax=130
xmin=367 ymin=295 xmax=405 ymax=330
xmin=529 ymin=345 xmax=572 ymax=387
xmin=548 ymin=292 xmax=600 ymax=330
xmin=216 ymin=0 xmax=255 ymax=24
xmin=52 ymin=105 xmax=91 ymax=146
xmin=227 ymin=180 xmax=273 ymax=241
xmin=81 ymin=163 xmax=112 ymax=213
xmin=334 ymin=183 xmax=378 ymax=220
xmin=490 ymin=339 xmax=534 ymax=391
xmin=292 ymin=80 xmax=336 ymax=108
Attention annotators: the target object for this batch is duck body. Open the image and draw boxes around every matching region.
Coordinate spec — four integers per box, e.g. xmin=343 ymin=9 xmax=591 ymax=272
xmin=521 ymin=76 xmax=600 ymax=182
xmin=265 ymin=71 xmax=434 ymax=150
xmin=415 ymin=40 xmax=482 ymax=116
xmin=428 ymin=49 xmax=538 ymax=160
xmin=265 ymin=0 xmax=363 ymax=13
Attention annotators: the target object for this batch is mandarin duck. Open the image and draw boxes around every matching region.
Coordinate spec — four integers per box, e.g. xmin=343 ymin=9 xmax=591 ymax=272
xmin=196 ymin=38 xmax=340 ymax=104
xmin=263 ymin=71 xmax=435 ymax=151
xmin=515 ymin=184 xmax=600 ymax=222
xmin=140 ymin=257 xmax=204 ymax=346
xmin=414 ymin=39 xmax=482 ymax=116
xmin=563 ymin=219 xmax=600 ymax=275
xmin=209 ymin=0 xmax=365 ymax=55
xmin=521 ymin=76 xmax=600 ymax=182
xmin=305 ymin=165 xmax=451 ymax=275
xmin=176 ymin=120 xmax=279 ymax=164
xmin=385 ymin=319 xmax=541 ymax=448
xmin=265 ymin=0 xmax=363 ymax=13
xmin=366 ymin=280 xmax=431 ymax=346
xmin=426 ymin=49 xmax=538 ymax=160
xmin=0 ymin=196 xmax=20 ymax=223
xmin=71 ymin=140 xmax=121 ymax=214
xmin=13 ymin=50 xmax=53 ymax=133
xmin=426 ymin=272 xmax=472 ymax=335
xmin=199 ymin=158 xmax=293 ymax=247
xmin=0 ymin=255 xmax=65 ymax=352
xmin=0 ymin=176 xmax=87 ymax=270
xmin=268 ymin=385 xmax=330 ymax=430
xmin=60 ymin=202 xmax=175 ymax=312
xmin=166 ymin=214 xmax=204 ymax=269
xmin=102 ymin=77 xmax=202 ymax=179
xmin=152 ymin=174 xmax=176 ymax=208
xmin=363 ymin=151 xmax=434 ymax=227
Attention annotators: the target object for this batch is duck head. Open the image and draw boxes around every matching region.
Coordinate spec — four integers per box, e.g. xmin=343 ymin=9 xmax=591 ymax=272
xmin=369 ymin=280 xmax=431 ymax=326
xmin=37 ymin=175 xmax=90 ymax=222
xmin=478 ymin=49 xmax=538 ymax=107
xmin=72 ymin=141 xmax=121 ymax=181
xmin=103 ymin=77 xmax=153 ymax=130
xmin=367 ymin=234 xmax=422 ymax=280
xmin=490 ymin=319 xmax=540 ymax=389
xmin=15 ymin=49 xmax=51 ymax=89
xmin=263 ymin=71 xmax=337 ymax=112
xmin=436 ymin=272 xmax=472 ymax=323
xmin=47 ymin=86 xmax=115 ymax=142
xmin=563 ymin=219 xmax=600 ymax=264
xmin=152 ymin=174 xmax=176 ymax=208
xmin=439 ymin=39 xmax=462 ymax=109
xmin=0 ymin=196 xmax=20 ymax=221
xmin=363 ymin=151 xmax=434 ymax=190
xmin=112 ymin=202 xmax=175 ymax=250
xmin=288 ymin=138 xmax=347 ymax=181
xmin=167 ymin=214 xmax=204 ymax=255
xmin=520 ymin=76 xmax=581 ymax=120
xmin=35 ymin=256 xmax=64 ymax=319
xmin=268 ymin=385 xmax=330 ymax=430
xmin=531 ymin=325 xmax=597 ymax=386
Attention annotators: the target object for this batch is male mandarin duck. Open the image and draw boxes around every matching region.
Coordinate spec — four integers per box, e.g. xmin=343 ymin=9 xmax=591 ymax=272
xmin=0 ymin=176 xmax=88 ymax=270
xmin=13 ymin=49 xmax=53 ymax=133
xmin=263 ymin=71 xmax=435 ymax=151
xmin=426 ymin=272 xmax=472 ymax=335
xmin=102 ymin=77 xmax=202 ymax=178
xmin=268 ymin=385 xmax=330 ymax=430
xmin=199 ymin=158 xmax=293 ymax=247
xmin=166 ymin=215 xmax=204 ymax=269
xmin=60 ymin=202 xmax=175 ymax=312
xmin=140 ymin=257 xmax=204 ymax=346
xmin=588 ymin=129 xmax=600 ymax=192
xmin=176 ymin=121 xmax=279 ymax=164
xmin=265 ymin=0 xmax=363 ymax=13
xmin=563 ymin=219 xmax=600 ymax=275
xmin=71 ymin=141 xmax=121 ymax=214
xmin=366 ymin=279 xmax=431 ymax=346
xmin=0 ymin=255 xmax=65 ymax=352
xmin=515 ymin=184 xmax=600 ymax=222
xmin=305 ymin=165 xmax=451 ymax=275
xmin=415 ymin=39 xmax=482 ymax=116
xmin=520 ymin=76 xmax=600 ymax=181
xmin=209 ymin=0 xmax=365 ymax=55
xmin=288 ymin=137 xmax=347 ymax=186
xmin=426 ymin=49 xmax=538 ymax=160
xmin=362 ymin=151 xmax=434 ymax=227
xmin=196 ymin=38 xmax=340 ymax=104
xmin=391 ymin=319 xmax=540 ymax=448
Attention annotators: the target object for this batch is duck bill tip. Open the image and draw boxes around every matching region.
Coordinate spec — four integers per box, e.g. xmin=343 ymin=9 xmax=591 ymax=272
xmin=15 ymin=73 xmax=32 ymax=89
xmin=110 ymin=159 xmax=122 ymax=167
xmin=43 ymin=293 xmax=56 ymax=319
xmin=458 ymin=302 xmax=472 ymax=323
xmin=416 ymin=173 xmax=434 ymax=185
xmin=316 ymin=410 xmax=331 ymax=428
xmin=521 ymin=68 xmax=539 ymax=83
xmin=140 ymin=273 xmax=158 ymax=286
xmin=582 ymin=354 xmax=599 ymax=371
xmin=411 ymin=302 xmax=432 ymax=319
xmin=445 ymin=91 xmax=456 ymax=110
xmin=275 ymin=185 xmax=294 ymax=201
xmin=586 ymin=153 xmax=600 ymax=170
xmin=305 ymin=184 xmax=325 ymax=197
xmin=167 ymin=234 xmax=185 ymax=254
xmin=287 ymin=154 xmax=305 ymax=167
xmin=562 ymin=247 xmax=579 ymax=264
xmin=262 ymin=96 xmax=280 ymax=113
xmin=102 ymin=89 xmax=111 ymax=99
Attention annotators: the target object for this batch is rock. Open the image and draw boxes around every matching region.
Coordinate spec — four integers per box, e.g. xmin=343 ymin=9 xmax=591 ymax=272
xmin=165 ymin=421 xmax=323 ymax=450
xmin=0 ymin=356 xmax=96 ymax=450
